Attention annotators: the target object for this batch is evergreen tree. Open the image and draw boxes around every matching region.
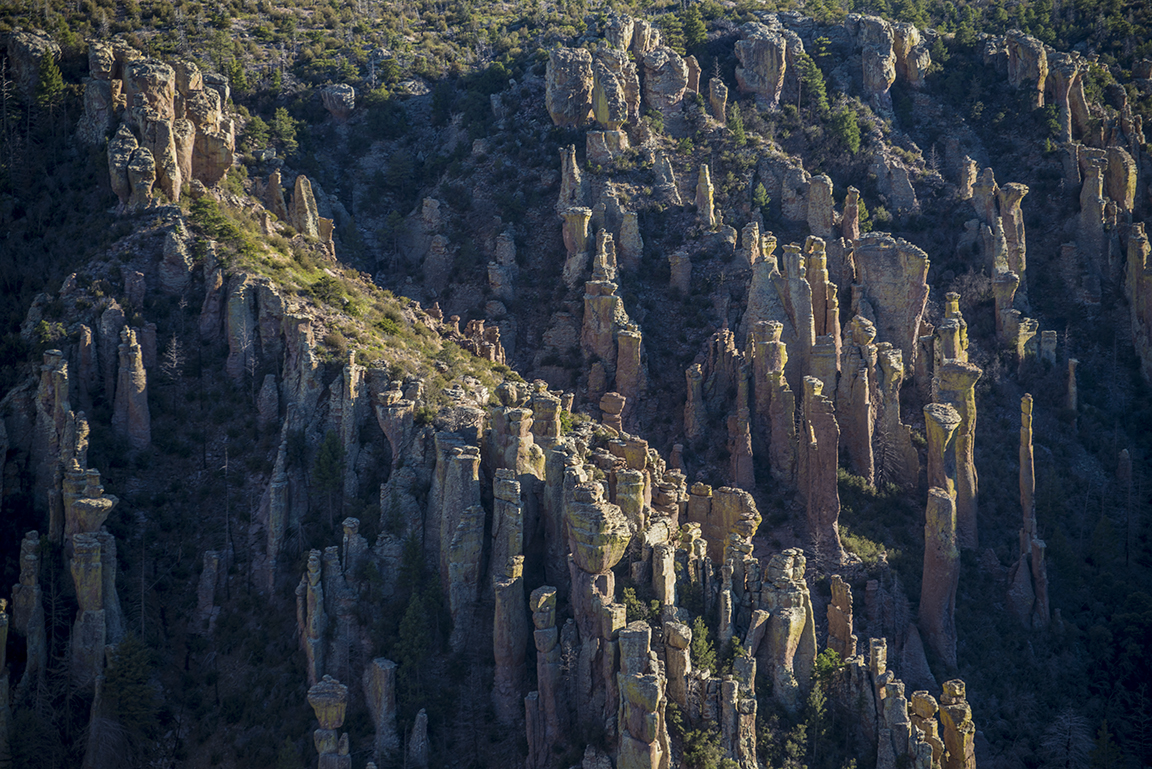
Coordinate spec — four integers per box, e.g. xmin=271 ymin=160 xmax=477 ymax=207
xmin=35 ymin=54 xmax=64 ymax=114
xmin=796 ymin=52 xmax=828 ymax=114
xmin=831 ymin=106 xmax=861 ymax=154
xmin=690 ymin=615 xmax=716 ymax=673
xmin=728 ymin=102 xmax=746 ymax=147
xmin=753 ymin=182 xmax=770 ymax=216
xmin=683 ymin=5 xmax=707 ymax=52
xmin=270 ymin=107 xmax=299 ymax=155
xmin=659 ymin=13 xmax=686 ymax=55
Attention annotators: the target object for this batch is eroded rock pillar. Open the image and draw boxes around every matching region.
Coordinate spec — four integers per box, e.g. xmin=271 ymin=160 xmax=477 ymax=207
xmin=936 ymin=361 xmax=982 ymax=549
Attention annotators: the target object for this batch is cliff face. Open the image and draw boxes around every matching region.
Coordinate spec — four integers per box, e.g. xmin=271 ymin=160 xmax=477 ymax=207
xmin=2 ymin=4 xmax=1152 ymax=768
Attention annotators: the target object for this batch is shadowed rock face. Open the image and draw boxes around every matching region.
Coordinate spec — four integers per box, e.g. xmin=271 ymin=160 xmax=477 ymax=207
xmin=852 ymin=232 xmax=930 ymax=371
xmin=546 ymin=48 xmax=594 ymax=127
xmin=921 ymin=488 xmax=959 ymax=668
xmin=1006 ymin=31 xmax=1048 ymax=107
xmin=641 ymin=45 xmax=688 ymax=118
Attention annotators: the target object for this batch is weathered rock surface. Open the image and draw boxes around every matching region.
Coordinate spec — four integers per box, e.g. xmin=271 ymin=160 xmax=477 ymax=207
xmin=921 ymin=488 xmax=959 ymax=668
xmin=111 ymin=327 xmax=150 ymax=451
xmin=735 ymin=23 xmax=789 ymax=108
xmin=546 ymin=48 xmax=594 ymax=127
xmin=321 ymin=84 xmax=356 ymax=120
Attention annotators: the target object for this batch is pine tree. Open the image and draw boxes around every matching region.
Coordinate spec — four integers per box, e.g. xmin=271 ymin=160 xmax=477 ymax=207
xmin=796 ymin=52 xmax=828 ymax=115
xmin=35 ymin=54 xmax=64 ymax=114
xmin=683 ymin=5 xmax=707 ymax=52
xmin=753 ymin=183 xmax=770 ymax=216
xmin=690 ymin=615 xmax=716 ymax=673
xmin=728 ymin=102 xmax=746 ymax=147
xmin=659 ymin=13 xmax=686 ymax=56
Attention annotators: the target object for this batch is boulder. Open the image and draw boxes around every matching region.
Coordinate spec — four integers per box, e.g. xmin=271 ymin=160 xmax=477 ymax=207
xmin=321 ymin=84 xmax=356 ymax=120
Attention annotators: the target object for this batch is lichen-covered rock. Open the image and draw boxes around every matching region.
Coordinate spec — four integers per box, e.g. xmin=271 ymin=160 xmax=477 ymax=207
xmin=760 ymin=549 xmax=816 ymax=713
xmin=108 ymin=124 xmax=139 ymax=205
xmin=566 ymin=482 xmax=630 ymax=574
xmin=321 ymin=83 xmax=356 ymax=120
xmin=1006 ymin=31 xmax=1048 ymax=108
xmin=592 ymin=45 xmax=639 ymax=127
xmin=641 ymin=45 xmax=688 ymax=118
xmin=493 ymin=556 xmax=528 ymax=725
xmin=859 ymin=16 xmax=896 ymax=106
xmin=936 ymin=361 xmax=982 ymax=550
xmin=921 ymin=488 xmax=959 ymax=667
xmin=546 ymin=48 xmax=593 ymax=127
xmin=78 ymin=77 xmax=115 ymax=145
xmin=709 ymin=76 xmax=728 ymax=123
xmin=124 ymin=59 xmax=176 ymax=123
xmin=192 ymin=120 xmax=235 ymax=186
xmin=127 ymin=146 xmax=156 ymax=208
xmin=939 ymin=680 xmax=976 ymax=769
xmin=292 ymin=174 xmax=321 ymax=239
xmin=363 ymin=658 xmax=398 ymax=761
xmin=800 ymin=377 xmax=844 ymax=563
xmin=827 ymin=575 xmax=856 ymax=658
xmin=853 ymin=233 xmax=930 ymax=370
xmin=735 ymin=23 xmax=789 ymax=108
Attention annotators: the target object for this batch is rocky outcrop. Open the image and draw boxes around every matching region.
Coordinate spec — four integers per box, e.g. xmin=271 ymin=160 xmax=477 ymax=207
xmin=641 ymin=45 xmax=688 ymax=118
xmin=321 ymin=84 xmax=356 ymax=120
xmin=858 ymin=16 xmax=897 ymax=108
xmin=827 ymin=575 xmax=857 ymax=659
xmin=939 ymin=680 xmax=976 ymax=769
xmin=807 ymin=175 xmax=834 ymax=239
xmin=493 ymin=555 xmax=528 ymax=725
xmin=709 ymin=77 xmax=728 ymax=123
xmin=108 ymin=124 xmax=139 ymax=206
xmin=292 ymin=175 xmax=321 ymax=239
xmin=69 ymin=532 xmax=118 ymax=683
xmin=1006 ymin=31 xmax=1047 ymax=108
xmin=6 ymin=30 xmax=60 ymax=97
xmin=592 ymin=45 xmax=640 ymax=128
xmin=11 ymin=532 xmax=47 ymax=698
xmin=1105 ymin=145 xmax=1137 ymax=213
xmin=1047 ymin=52 xmax=1090 ymax=144
xmin=111 ymin=327 xmax=150 ymax=451
xmin=749 ymin=321 xmax=797 ymax=484
xmin=654 ymin=152 xmax=682 ymax=206
xmin=935 ymin=361 xmax=982 ymax=550
xmin=297 ymin=550 xmax=328 ymax=685
xmin=1126 ymin=224 xmax=1152 ymax=383
xmin=616 ymin=622 xmax=670 ymax=769
xmin=363 ymin=659 xmax=399 ymax=763
xmin=546 ymin=48 xmax=594 ymax=127
xmin=759 ymin=550 xmax=816 ymax=713
xmin=127 ymin=146 xmax=157 ymax=208
xmin=697 ymin=164 xmax=715 ymax=228
xmin=525 ymin=586 xmax=562 ymax=769
xmin=852 ymin=233 xmax=931 ymax=371
xmin=921 ymin=488 xmax=959 ymax=668
xmin=735 ymin=23 xmax=789 ymax=108
xmin=1007 ymin=394 xmax=1050 ymax=629
xmin=837 ymin=316 xmax=876 ymax=483
xmin=308 ymin=675 xmax=352 ymax=769
xmin=800 ymin=377 xmax=844 ymax=563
